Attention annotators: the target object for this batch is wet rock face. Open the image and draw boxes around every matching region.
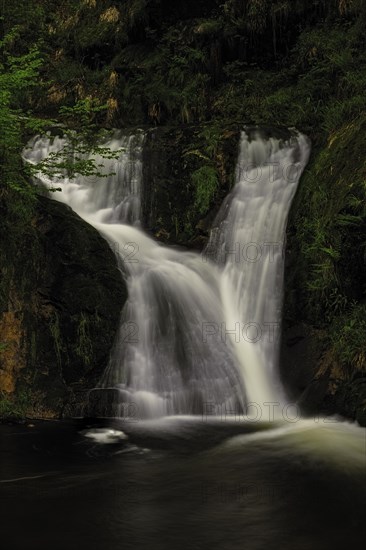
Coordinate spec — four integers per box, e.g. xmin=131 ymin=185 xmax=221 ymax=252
xmin=280 ymin=324 xmax=323 ymax=402
xmin=142 ymin=125 xmax=240 ymax=249
xmin=280 ymin=324 xmax=366 ymax=427
xmin=0 ymin=195 xmax=127 ymax=418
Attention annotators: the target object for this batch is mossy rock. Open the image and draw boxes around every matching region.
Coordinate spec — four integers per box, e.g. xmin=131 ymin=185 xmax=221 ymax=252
xmin=0 ymin=194 xmax=127 ymax=418
xmin=142 ymin=124 xmax=240 ymax=248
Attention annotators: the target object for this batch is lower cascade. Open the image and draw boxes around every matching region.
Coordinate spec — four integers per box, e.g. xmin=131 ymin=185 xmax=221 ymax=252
xmin=25 ymin=129 xmax=311 ymax=419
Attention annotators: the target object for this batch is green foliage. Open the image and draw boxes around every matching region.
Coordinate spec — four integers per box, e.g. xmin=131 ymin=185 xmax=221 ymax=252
xmin=184 ymin=123 xmax=225 ymax=216
xmin=321 ymin=92 xmax=366 ymax=134
xmin=192 ymin=166 xmax=219 ymax=214
xmin=0 ymin=27 xmax=123 ymax=201
xmin=28 ymin=100 xmax=124 ymax=184
xmin=289 ymin=113 xmax=366 ymax=325
xmin=330 ymin=303 xmax=366 ymax=372
xmin=32 ymin=143 xmax=113 ymax=183
xmin=0 ymin=389 xmax=32 ymax=419
xmin=2 ymin=0 xmax=363 ymax=128
xmin=0 ymin=31 xmax=50 ymax=194
xmin=132 ymin=33 xmax=211 ymax=123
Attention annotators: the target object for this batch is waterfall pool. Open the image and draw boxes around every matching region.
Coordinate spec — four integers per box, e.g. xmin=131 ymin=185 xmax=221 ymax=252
xmin=1 ymin=417 xmax=365 ymax=550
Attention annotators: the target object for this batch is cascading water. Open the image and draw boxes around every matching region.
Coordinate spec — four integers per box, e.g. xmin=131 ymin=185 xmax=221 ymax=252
xmin=24 ymin=130 xmax=144 ymax=226
xmin=24 ymin=128 xmax=310 ymax=419
xmin=207 ymin=132 xmax=311 ymax=408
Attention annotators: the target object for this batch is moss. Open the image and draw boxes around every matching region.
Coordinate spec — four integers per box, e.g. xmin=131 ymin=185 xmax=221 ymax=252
xmin=75 ymin=312 xmax=94 ymax=367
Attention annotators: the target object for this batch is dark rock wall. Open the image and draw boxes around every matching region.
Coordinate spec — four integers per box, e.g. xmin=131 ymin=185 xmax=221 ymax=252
xmin=0 ymin=194 xmax=126 ymax=418
xmin=142 ymin=125 xmax=240 ymax=248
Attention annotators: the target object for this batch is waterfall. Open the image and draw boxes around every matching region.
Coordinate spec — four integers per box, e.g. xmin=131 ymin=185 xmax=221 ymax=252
xmin=207 ymin=131 xmax=311 ymax=407
xmin=24 ymin=129 xmax=310 ymax=419
xmin=24 ymin=130 xmax=144 ymax=226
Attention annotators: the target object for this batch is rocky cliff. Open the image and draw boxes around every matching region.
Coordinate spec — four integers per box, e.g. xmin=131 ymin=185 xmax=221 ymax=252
xmin=0 ymin=192 xmax=126 ymax=418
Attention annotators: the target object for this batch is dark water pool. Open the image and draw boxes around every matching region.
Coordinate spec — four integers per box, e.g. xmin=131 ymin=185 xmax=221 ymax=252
xmin=1 ymin=417 xmax=365 ymax=550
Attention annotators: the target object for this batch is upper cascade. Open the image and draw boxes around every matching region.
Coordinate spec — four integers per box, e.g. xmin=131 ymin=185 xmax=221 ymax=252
xmin=23 ymin=130 xmax=145 ymax=226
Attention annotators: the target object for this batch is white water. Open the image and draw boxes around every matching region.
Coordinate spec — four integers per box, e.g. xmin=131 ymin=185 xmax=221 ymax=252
xmin=24 ymin=129 xmax=311 ymax=419
xmin=24 ymin=130 xmax=144 ymax=225
xmin=207 ymin=132 xmax=311 ymax=406
xmin=221 ymin=418 xmax=366 ymax=473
